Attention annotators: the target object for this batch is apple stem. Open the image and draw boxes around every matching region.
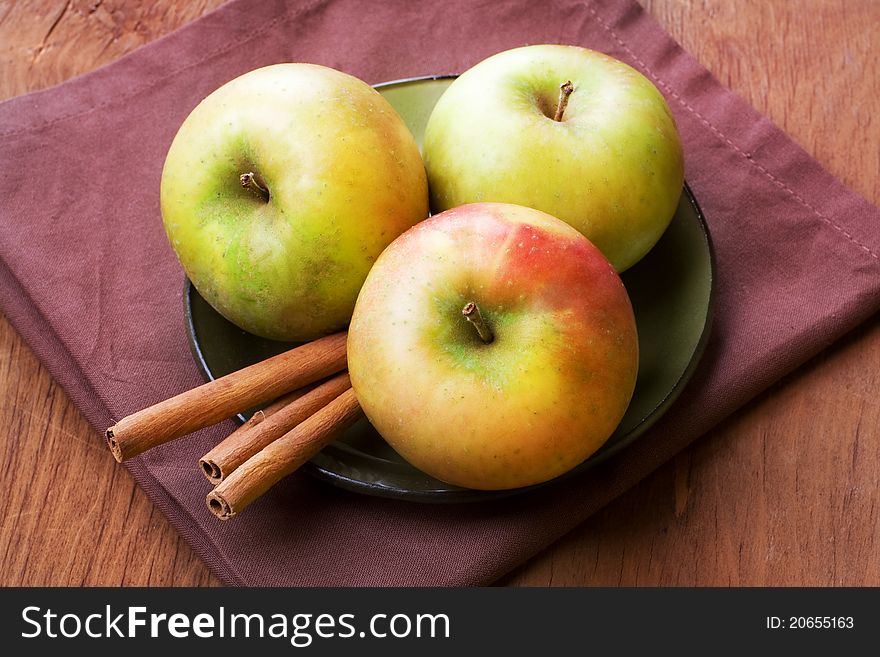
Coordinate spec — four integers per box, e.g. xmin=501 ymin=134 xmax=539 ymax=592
xmin=553 ymin=80 xmax=574 ymax=121
xmin=462 ymin=301 xmax=494 ymax=344
xmin=240 ymin=172 xmax=270 ymax=202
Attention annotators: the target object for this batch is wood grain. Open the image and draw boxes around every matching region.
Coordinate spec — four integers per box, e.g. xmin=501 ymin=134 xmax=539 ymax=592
xmin=1 ymin=0 xmax=878 ymax=586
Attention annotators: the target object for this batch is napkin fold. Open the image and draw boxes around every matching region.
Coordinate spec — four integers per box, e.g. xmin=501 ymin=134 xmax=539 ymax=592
xmin=1 ymin=0 xmax=878 ymax=585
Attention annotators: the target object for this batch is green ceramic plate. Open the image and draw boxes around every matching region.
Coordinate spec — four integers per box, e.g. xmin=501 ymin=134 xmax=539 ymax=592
xmin=184 ymin=75 xmax=715 ymax=503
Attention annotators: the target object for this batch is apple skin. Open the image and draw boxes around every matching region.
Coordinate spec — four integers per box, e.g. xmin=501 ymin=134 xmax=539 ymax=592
xmin=161 ymin=63 xmax=428 ymax=341
xmin=347 ymin=202 xmax=638 ymax=490
xmin=423 ymin=44 xmax=684 ymax=272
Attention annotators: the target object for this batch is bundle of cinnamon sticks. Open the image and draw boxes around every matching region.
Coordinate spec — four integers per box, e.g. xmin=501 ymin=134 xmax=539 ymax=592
xmin=105 ymin=332 xmax=363 ymax=520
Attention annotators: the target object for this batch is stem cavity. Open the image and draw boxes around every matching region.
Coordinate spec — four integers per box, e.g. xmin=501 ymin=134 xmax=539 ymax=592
xmin=462 ymin=301 xmax=494 ymax=344
xmin=240 ymin=171 xmax=270 ymax=202
xmin=553 ymin=80 xmax=574 ymax=122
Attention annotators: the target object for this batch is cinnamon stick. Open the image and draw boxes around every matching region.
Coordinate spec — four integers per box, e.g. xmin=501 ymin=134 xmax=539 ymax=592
xmin=206 ymin=388 xmax=363 ymax=520
xmin=197 ymin=384 xmax=316 ymax=482
xmin=199 ymin=371 xmax=352 ymax=484
xmin=106 ymin=331 xmax=347 ymax=462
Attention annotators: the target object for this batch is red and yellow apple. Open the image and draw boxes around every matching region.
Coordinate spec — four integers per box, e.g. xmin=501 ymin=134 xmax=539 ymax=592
xmin=161 ymin=63 xmax=428 ymax=341
xmin=423 ymin=44 xmax=684 ymax=272
xmin=347 ymin=202 xmax=638 ymax=490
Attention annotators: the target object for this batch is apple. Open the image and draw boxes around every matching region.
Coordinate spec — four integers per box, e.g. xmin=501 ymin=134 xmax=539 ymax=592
xmin=347 ymin=202 xmax=638 ymax=490
xmin=423 ymin=44 xmax=684 ymax=272
xmin=161 ymin=63 xmax=428 ymax=341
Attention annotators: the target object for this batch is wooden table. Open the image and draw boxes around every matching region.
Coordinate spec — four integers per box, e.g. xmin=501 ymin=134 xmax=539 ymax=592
xmin=1 ymin=0 xmax=877 ymax=586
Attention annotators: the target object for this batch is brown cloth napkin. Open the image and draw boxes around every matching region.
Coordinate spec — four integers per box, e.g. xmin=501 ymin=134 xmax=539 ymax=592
xmin=1 ymin=0 xmax=879 ymax=586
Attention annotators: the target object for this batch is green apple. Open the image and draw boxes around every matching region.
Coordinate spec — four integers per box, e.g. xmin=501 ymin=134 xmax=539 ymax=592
xmin=161 ymin=63 xmax=428 ymax=341
xmin=347 ymin=202 xmax=638 ymax=490
xmin=423 ymin=45 xmax=684 ymax=272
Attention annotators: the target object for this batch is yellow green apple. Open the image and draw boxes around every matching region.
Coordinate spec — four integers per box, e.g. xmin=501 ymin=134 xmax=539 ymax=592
xmin=161 ymin=63 xmax=428 ymax=341
xmin=423 ymin=44 xmax=684 ymax=272
xmin=347 ymin=202 xmax=639 ymax=490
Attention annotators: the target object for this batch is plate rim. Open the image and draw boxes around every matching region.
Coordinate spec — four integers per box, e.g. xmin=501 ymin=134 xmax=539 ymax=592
xmin=183 ymin=74 xmax=716 ymax=503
